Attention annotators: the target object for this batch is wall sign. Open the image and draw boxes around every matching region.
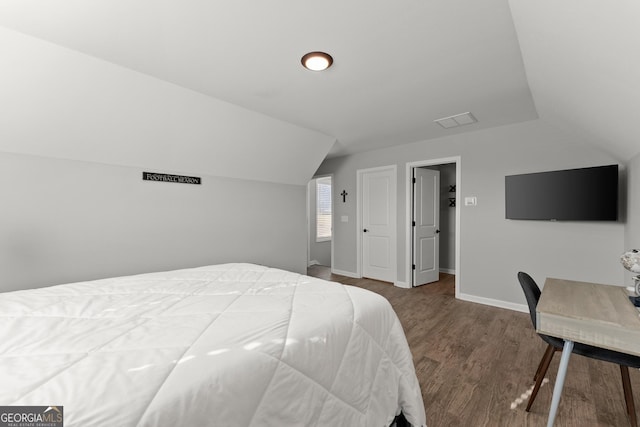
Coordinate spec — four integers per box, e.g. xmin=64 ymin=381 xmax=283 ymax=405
xmin=142 ymin=172 xmax=201 ymax=185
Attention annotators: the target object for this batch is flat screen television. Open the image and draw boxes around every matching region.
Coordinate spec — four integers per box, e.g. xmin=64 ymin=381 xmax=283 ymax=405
xmin=505 ymin=164 xmax=618 ymax=221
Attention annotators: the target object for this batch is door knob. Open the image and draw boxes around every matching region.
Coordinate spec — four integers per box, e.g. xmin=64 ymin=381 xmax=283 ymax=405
xmin=435 ymin=229 xmax=440 ymax=233
xmin=363 ymin=229 xmax=368 ymax=232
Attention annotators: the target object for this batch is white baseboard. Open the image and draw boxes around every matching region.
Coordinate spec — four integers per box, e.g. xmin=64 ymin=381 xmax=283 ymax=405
xmin=331 ymin=268 xmax=359 ymax=278
xmin=399 ymin=269 xmax=454 ymax=287
xmin=307 ymin=260 xmax=320 ymax=267
xmin=457 ymin=293 xmax=529 ymax=313
xmin=322 ymin=266 xmax=527 ymax=313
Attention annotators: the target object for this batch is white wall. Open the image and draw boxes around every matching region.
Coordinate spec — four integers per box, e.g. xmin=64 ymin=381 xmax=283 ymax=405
xmin=625 ymin=152 xmax=640 ymax=285
xmin=0 ymin=152 xmax=307 ymax=292
xmin=317 ymin=119 xmax=625 ymax=307
xmin=0 ymin=27 xmax=333 ymax=293
xmin=0 ymin=27 xmax=335 ymax=186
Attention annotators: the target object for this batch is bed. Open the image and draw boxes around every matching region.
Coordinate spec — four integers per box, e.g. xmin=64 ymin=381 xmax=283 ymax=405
xmin=0 ymin=263 xmax=426 ymax=426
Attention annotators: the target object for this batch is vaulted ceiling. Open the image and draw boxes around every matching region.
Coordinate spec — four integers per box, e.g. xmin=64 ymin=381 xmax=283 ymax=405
xmin=509 ymin=0 xmax=640 ymax=161
xmin=0 ymin=0 xmax=638 ymax=165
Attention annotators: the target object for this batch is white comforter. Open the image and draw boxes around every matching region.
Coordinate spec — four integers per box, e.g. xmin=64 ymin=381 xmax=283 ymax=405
xmin=0 ymin=263 xmax=426 ymax=426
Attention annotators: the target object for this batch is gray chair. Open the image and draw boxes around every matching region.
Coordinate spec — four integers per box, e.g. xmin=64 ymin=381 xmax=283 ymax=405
xmin=518 ymin=271 xmax=640 ymax=426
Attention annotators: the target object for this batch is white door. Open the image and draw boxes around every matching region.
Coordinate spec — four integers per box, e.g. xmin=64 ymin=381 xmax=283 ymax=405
xmin=413 ymin=168 xmax=440 ymax=286
xmin=361 ymin=167 xmax=396 ymax=283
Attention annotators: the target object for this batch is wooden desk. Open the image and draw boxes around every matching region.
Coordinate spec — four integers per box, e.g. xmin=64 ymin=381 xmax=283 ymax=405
xmin=537 ymin=278 xmax=640 ymax=427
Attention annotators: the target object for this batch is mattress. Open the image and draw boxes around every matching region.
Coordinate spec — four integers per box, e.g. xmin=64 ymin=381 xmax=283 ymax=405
xmin=0 ymin=263 xmax=426 ymax=426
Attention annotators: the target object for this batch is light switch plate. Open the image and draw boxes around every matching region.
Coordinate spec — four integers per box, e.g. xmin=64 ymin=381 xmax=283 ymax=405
xmin=464 ymin=196 xmax=477 ymax=206
xmin=341 ymin=215 xmax=348 ymax=222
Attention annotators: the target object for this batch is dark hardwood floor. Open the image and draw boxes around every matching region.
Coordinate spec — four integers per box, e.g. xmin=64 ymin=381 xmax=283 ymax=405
xmin=307 ymin=265 xmax=640 ymax=427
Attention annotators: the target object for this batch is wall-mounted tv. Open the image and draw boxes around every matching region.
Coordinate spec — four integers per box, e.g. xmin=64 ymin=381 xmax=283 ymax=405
xmin=505 ymin=164 xmax=618 ymax=221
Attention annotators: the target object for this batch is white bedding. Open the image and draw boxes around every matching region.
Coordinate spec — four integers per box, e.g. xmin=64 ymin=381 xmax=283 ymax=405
xmin=0 ymin=263 xmax=426 ymax=426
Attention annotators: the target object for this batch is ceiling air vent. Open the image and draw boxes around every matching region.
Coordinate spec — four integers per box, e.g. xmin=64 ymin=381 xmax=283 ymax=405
xmin=434 ymin=112 xmax=477 ymax=129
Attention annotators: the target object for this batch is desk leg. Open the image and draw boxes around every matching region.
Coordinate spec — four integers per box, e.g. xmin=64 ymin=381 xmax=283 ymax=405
xmin=546 ymin=340 xmax=574 ymax=427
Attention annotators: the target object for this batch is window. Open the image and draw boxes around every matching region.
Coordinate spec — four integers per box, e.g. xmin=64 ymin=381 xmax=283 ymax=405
xmin=316 ymin=177 xmax=332 ymax=241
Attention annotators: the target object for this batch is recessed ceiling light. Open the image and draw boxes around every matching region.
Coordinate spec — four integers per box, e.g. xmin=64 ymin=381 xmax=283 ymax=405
xmin=301 ymin=51 xmax=333 ymax=71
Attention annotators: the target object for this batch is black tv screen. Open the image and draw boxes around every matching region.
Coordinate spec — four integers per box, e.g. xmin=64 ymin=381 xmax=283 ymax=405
xmin=505 ymin=165 xmax=618 ymax=221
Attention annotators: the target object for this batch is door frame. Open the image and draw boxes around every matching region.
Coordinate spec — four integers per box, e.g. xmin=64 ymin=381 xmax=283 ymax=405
xmin=405 ymin=157 xmax=461 ymax=297
xmin=356 ymin=164 xmax=397 ymax=281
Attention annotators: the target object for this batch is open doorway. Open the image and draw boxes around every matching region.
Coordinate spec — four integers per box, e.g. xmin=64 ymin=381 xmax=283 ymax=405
xmin=406 ymin=157 xmax=460 ymax=295
xmin=307 ymin=176 xmax=333 ymax=268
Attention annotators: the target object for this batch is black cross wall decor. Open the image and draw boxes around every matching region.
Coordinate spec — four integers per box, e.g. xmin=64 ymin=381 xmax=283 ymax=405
xmin=340 ymin=190 xmax=348 ymax=203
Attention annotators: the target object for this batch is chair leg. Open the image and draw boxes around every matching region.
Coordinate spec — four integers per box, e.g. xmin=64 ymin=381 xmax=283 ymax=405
xmin=534 ymin=344 xmax=556 ymax=382
xmin=526 ymin=344 xmax=557 ymax=412
xmin=620 ymin=365 xmax=637 ymax=427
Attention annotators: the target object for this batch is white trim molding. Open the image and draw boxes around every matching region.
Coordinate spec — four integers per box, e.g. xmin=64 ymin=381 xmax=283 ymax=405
xmin=331 ymin=268 xmax=360 ymax=279
xmin=394 ymin=281 xmax=411 ymax=289
xmin=458 ymin=293 xmax=529 ymax=313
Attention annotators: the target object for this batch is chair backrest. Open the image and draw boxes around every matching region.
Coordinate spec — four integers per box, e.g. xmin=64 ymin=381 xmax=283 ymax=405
xmin=517 ymin=271 xmax=564 ymax=348
xmin=517 ymin=271 xmax=541 ymax=328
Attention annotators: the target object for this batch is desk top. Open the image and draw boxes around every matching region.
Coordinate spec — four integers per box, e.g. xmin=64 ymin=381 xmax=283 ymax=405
xmin=537 ymin=278 xmax=640 ymax=356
